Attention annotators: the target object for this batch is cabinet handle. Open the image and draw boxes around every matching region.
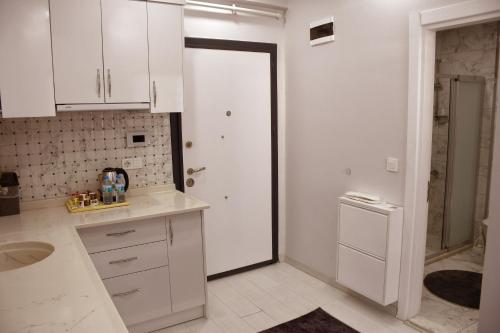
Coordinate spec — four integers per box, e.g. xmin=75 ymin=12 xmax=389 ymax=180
xmin=107 ymin=69 xmax=112 ymax=98
xmin=96 ymin=69 xmax=101 ymax=98
xmin=112 ymin=288 xmax=140 ymax=298
xmin=169 ymin=220 xmax=173 ymax=246
xmin=153 ymin=81 xmax=157 ymax=108
xmin=109 ymin=256 xmax=138 ymax=265
xmin=106 ymin=229 xmax=136 ymax=237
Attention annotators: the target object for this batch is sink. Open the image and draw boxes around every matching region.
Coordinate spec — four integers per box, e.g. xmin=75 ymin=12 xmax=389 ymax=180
xmin=0 ymin=241 xmax=54 ymax=272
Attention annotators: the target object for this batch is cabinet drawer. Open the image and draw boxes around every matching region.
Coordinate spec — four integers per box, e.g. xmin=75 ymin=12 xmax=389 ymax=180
xmin=337 ymin=244 xmax=386 ymax=304
xmin=90 ymin=241 xmax=168 ymax=279
xmin=78 ymin=217 xmax=166 ymax=253
xmin=339 ymin=203 xmax=388 ymax=258
xmin=103 ymin=266 xmax=172 ymax=327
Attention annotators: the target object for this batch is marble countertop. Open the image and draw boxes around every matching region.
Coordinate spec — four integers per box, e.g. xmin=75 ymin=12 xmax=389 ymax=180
xmin=0 ymin=190 xmax=209 ymax=333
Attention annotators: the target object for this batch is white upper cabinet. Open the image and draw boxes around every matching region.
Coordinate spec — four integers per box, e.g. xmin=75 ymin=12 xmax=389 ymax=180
xmin=148 ymin=2 xmax=185 ymax=113
xmin=50 ymin=0 xmax=105 ymax=104
xmin=101 ymin=0 xmax=150 ymax=104
xmin=0 ymin=0 xmax=56 ymax=118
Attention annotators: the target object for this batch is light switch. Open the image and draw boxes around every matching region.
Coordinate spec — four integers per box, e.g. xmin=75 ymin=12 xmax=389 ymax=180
xmin=386 ymin=157 xmax=399 ymax=173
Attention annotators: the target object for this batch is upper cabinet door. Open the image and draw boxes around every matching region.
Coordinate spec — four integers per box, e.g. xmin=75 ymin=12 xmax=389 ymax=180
xmin=0 ymin=0 xmax=55 ymax=118
xmin=148 ymin=2 xmax=184 ymax=113
xmin=101 ymin=0 xmax=150 ymax=104
xmin=50 ymin=0 xmax=104 ymax=104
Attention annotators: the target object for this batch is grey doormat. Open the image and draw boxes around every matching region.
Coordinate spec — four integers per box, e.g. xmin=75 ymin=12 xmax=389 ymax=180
xmin=424 ymin=270 xmax=482 ymax=309
xmin=259 ymin=308 xmax=359 ymax=333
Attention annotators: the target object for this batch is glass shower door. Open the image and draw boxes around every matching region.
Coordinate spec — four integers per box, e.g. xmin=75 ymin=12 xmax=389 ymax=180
xmin=444 ymin=76 xmax=484 ymax=249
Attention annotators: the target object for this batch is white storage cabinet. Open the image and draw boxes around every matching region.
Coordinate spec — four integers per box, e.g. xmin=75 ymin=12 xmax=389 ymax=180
xmin=0 ymin=0 xmax=56 ymax=118
xmin=78 ymin=211 xmax=207 ymax=333
xmin=148 ymin=1 xmax=185 ymax=113
xmin=336 ymin=197 xmax=403 ymax=306
xmin=50 ymin=0 xmax=150 ymax=110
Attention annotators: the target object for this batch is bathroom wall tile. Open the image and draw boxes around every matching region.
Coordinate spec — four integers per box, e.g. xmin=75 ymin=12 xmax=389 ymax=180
xmin=0 ymin=110 xmax=173 ymax=202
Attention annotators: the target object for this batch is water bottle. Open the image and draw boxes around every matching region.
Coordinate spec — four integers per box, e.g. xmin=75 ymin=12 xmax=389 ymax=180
xmin=102 ymin=176 xmax=113 ymax=205
xmin=116 ymin=174 xmax=126 ymax=203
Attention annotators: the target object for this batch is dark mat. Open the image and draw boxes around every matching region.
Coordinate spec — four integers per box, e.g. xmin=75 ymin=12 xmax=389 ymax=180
xmin=259 ymin=308 xmax=359 ymax=333
xmin=424 ymin=270 xmax=482 ymax=309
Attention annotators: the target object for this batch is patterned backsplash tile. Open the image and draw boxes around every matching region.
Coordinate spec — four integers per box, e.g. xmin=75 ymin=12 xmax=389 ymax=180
xmin=0 ymin=110 xmax=173 ymax=202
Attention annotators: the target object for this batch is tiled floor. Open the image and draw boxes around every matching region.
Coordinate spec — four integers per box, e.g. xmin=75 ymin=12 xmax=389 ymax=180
xmin=158 ymin=262 xmax=418 ymax=333
xmin=409 ymin=249 xmax=483 ymax=333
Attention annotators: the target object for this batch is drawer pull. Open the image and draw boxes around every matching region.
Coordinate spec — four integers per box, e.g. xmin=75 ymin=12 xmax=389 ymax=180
xmin=106 ymin=229 xmax=136 ymax=237
xmin=109 ymin=256 xmax=138 ymax=265
xmin=111 ymin=288 xmax=140 ymax=298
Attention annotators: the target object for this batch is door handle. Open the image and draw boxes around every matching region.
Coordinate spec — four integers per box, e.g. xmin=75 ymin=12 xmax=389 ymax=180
xmin=169 ymin=220 xmax=174 ymax=246
xmin=107 ymin=69 xmax=112 ymax=98
xmin=187 ymin=167 xmax=206 ymax=175
xmin=97 ymin=69 xmax=101 ymax=98
xmin=153 ymin=81 xmax=157 ymax=107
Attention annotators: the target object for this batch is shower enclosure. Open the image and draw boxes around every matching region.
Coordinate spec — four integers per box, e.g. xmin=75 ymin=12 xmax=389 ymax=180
xmin=426 ymin=75 xmax=485 ymax=258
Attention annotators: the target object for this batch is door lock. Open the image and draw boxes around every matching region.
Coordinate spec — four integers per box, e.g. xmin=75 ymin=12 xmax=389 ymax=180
xmin=186 ymin=178 xmax=195 ymax=187
xmin=185 ymin=141 xmax=193 ymax=148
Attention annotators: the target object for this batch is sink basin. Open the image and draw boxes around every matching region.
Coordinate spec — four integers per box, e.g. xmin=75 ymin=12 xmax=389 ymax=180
xmin=0 ymin=241 xmax=54 ymax=272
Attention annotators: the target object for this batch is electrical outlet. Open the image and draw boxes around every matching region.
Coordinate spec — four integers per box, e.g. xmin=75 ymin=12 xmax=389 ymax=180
xmin=386 ymin=157 xmax=399 ymax=173
xmin=122 ymin=157 xmax=143 ymax=170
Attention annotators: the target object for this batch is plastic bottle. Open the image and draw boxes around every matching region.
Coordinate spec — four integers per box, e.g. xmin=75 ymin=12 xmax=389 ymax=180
xmin=116 ymin=174 xmax=126 ymax=203
xmin=102 ymin=176 xmax=114 ymax=205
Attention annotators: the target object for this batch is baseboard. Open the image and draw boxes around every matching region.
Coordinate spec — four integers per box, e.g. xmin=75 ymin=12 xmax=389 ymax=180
xmin=283 ymin=255 xmax=341 ymax=289
xmin=128 ymin=305 xmax=205 ymax=333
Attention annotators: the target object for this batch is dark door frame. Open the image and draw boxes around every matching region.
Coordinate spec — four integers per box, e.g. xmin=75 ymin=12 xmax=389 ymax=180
xmin=169 ymin=37 xmax=279 ymax=280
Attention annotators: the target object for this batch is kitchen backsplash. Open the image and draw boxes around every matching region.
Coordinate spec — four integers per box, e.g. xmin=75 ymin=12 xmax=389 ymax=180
xmin=0 ymin=111 xmax=173 ymax=202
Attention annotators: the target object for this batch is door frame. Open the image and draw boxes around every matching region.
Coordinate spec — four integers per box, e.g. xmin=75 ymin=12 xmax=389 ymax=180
xmin=399 ymin=1 xmax=500 ymax=320
xmin=169 ymin=37 xmax=279 ymax=279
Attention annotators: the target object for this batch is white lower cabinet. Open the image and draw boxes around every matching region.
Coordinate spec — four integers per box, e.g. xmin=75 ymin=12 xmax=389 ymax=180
xmin=168 ymin=213 xmax=206 ymax=313
xmin=104 ymin=266 xmax=173 ymax=327
xmin=78 ymin=211 xmax=207 ymax=332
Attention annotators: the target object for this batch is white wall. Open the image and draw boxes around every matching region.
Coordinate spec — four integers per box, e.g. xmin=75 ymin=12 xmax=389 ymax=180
xmin=284 ymin=0 xmax=467 ymax=280
xmin=479 ymin=41 xmax=500 ymax=333
xmin=184 ymin=9 xmax=287 ymax=255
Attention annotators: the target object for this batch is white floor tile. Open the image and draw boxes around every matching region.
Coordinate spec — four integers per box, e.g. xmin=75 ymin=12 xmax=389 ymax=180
xmin=159 ymin=262 xmax=419 ymax=333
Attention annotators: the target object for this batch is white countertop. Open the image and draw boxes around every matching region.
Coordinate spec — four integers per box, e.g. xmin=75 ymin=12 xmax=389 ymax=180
xmin=0 ymin=190 xmax=209 ymax=333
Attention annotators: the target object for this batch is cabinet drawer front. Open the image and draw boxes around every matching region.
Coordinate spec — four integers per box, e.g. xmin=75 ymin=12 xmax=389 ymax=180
xmin=337 ymin=244 xmax=386 ymax=304
xmin=90 ymin=241 xmax=168 ymax=279
xmin=103 ymin=266 xmax=172 ymax=327
xmin=339 ymin=203 xmax=388 ymax=258
xmin=78 ymin=217 xmax=166 ymax=253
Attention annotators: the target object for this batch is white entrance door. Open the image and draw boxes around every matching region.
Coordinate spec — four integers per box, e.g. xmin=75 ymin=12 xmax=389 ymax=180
xmin=183 ymin=47 xmax=273 ymax=277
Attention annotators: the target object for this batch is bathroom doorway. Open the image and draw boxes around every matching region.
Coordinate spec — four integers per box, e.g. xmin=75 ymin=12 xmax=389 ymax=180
xmin=425 ymin=22 xmax=499 ymax=261
xmin=409 ymin=21 xmax=499 ymax=333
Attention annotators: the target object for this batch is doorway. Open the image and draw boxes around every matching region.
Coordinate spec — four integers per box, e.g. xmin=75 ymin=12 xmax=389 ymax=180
xmin=171 ymin=38 xmax=279 ymax=280
xmin=401 ymin=2 xmax=500 ymax=326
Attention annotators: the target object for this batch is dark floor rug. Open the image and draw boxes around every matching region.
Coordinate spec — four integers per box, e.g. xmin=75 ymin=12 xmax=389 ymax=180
xmin=424 ymin=270 xmax=482 ymax=309
xmin=259 ymin=308 xmax=359 ymax=333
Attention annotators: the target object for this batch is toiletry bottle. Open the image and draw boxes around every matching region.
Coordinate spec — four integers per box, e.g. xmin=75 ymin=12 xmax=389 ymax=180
xmin=102 ymin=176 xmax=113 ymax=205
xmin=116 ymin=174 xmax=126 ymax=203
